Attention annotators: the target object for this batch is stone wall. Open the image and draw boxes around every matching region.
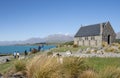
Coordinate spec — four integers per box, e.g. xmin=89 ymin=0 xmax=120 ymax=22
xmin=102 ymin=22 xmax=116 ymax=44
xmin=74 ymin=36 xmax=102 ymax=47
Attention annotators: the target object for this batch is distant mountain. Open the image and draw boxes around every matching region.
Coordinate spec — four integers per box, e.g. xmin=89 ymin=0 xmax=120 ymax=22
xmin=0 ymin=34 xmax=74 ymax=46
xmin=45 ymin=34 xmax=74 ymax=43
xmin=116 ymin=32 xmax=120 ymax=39
xmin=23 ymin=38 xmax=45 ymax=44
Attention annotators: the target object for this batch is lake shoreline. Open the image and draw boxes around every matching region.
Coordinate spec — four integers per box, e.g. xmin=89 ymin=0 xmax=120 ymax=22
xmin=0 ymin=45 xmax=56 ymax=54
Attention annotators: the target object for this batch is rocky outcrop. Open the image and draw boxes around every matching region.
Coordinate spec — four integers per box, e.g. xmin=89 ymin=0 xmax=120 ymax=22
xmin=0 ymin=56 xmax=11 ymax=64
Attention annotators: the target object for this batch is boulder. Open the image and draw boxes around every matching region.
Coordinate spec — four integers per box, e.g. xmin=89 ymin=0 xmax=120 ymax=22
xmin=0 ymin=73 xmax=3 ymax=77
xmin=77 ymin=49 xmax=83 ymax=53
xmin=66 ymin=50 xmax=72 ymax=55
xmin=97 ymin=49 xmax=104 ymax=54
xmin=12 ymin=72 xmax=26 ymax=78
xmin=86 ymin=48 xmax=91 ymax=54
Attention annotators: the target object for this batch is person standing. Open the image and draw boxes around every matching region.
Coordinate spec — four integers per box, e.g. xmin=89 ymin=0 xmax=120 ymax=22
xmin=13 ymin=51 xmax=16 ymax=59
xmin=38 ymin=46 xmax=41 ymax=52
xmin=24 ymin=50 xmax=28 ymax=57
xmin=17 ymin=52 xmax=20 ymax=58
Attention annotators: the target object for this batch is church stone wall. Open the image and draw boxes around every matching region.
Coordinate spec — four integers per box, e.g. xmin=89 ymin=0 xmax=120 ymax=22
xmin=102 ymin=22 xmax=116 ymax=44
xmin=74 ymin=36 xmax=102 ymax=47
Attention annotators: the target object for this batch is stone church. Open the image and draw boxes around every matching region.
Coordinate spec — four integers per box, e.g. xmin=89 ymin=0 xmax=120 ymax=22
xmin=74 ymin=21 xmax=116 ymax=47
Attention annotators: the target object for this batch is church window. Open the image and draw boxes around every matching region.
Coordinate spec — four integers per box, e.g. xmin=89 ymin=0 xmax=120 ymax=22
xmin=91 ymin=36 xmax=95 ymax=40
xmin=85 ymin=37 xmax=88 ymax=40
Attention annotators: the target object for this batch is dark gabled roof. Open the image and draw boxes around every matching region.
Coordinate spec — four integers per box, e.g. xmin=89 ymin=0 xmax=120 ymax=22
xmin=75 ymin=22 xmax=106 ymax=37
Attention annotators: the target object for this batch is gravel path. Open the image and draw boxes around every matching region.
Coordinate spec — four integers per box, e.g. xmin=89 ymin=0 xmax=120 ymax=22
xmin=54 ymin=52 xmax=120 ymax=58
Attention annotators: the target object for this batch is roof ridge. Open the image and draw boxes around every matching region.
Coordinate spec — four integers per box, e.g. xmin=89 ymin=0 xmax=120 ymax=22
xmin=82 ymin=22 xmax=107 ymax=27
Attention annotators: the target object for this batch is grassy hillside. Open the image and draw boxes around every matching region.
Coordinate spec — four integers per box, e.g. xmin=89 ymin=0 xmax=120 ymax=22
xmin=1 ymin=56 xmax=120 ymax=78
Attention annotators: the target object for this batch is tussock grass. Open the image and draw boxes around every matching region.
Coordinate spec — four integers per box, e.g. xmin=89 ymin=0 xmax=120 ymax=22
xmin=102 ymin=42 xmax=108 ymax=47
xmin=61 ymin=57 xmax=89 ymax=78
xmin=26 ymin=56 xmax=88 ymax=78
xmin=2 ymin=55 xmax=120 ymax=78
xmin=99 ymin=66 xmax=120 ymax=78
xmin=79 ymin=70 xmax=98 ymax=78
xmin=112 ymin=43 xmax=120 ymax=46
xmin=105 ymin=47 xmax=116 ymax=52
xmin=14 ymin=59 xmax=26 ymax=72
xmin=26 ymin=55 xmax=60 ymax=78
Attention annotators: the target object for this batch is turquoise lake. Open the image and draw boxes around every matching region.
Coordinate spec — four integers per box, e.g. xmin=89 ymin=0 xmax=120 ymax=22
xmin=0 ymin=45 xmax=56 ymax=54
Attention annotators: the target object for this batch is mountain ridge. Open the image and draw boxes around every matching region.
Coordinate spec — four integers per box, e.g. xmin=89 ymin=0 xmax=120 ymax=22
xmin=0 ymin=34 xmax=74 ymax=46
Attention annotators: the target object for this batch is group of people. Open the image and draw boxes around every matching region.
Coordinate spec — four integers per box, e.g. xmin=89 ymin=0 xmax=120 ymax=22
xmin=13 ymin=45 xmax=43 ymax=59
xmin=13 ymin=50 xmax=28 ymax=59
xmin=13 ymin=51 xmax=20 ymax=59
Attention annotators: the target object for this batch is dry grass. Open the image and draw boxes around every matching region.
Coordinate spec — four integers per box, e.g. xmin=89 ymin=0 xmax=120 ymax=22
xmin=102 ymin=41 xmax=108 ymax=47
xmin=99 ymin=66 xmax=120 ymax=78
xmin=112 ymin=43 xmax=120 ymax=46
xmin=2 ymin=55 xmax=120 ymax=78
xmin=26 ymin=55 xmax=89 ymax=78
xmin=26 ymin=55 xmax=60 ymax=78
xmin=105 ymin=47 xmax=116 ymax=52
xmin=61 ymin=57 xmax=89 ymax=78
xmin=79 ymin=70 xmax=98 ymax=78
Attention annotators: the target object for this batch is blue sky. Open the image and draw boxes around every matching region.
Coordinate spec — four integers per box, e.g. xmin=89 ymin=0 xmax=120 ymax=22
xmin=0 ymin=0 xmax=120 ymax=41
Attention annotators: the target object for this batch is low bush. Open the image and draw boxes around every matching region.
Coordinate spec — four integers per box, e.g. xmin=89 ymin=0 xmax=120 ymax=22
xmin=14 ymin=60 xmax=26 ymax=72
xmin=73 ymin=45 xmax=78 ymax=48
xmin=47 ymin=52 xmax=53 ymax=56
xmin=63 ymin=41 xmax=74 ymax=45
xmin=114 ymin=39 xmax=120 ymax=44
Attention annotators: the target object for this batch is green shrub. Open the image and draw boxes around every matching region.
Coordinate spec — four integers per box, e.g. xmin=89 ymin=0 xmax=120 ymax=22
xmin=14 ymin=60 xmax=26 ymax=72
xmin=73 ymin=45 xmax=78 ymax=48
xmin=63 ymin=41 xmax=74 ymax=45
xmin=47 ymin=52 xmax=53 ymax=56
xmin=114 ymin=39 xmax=120 ymax=44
